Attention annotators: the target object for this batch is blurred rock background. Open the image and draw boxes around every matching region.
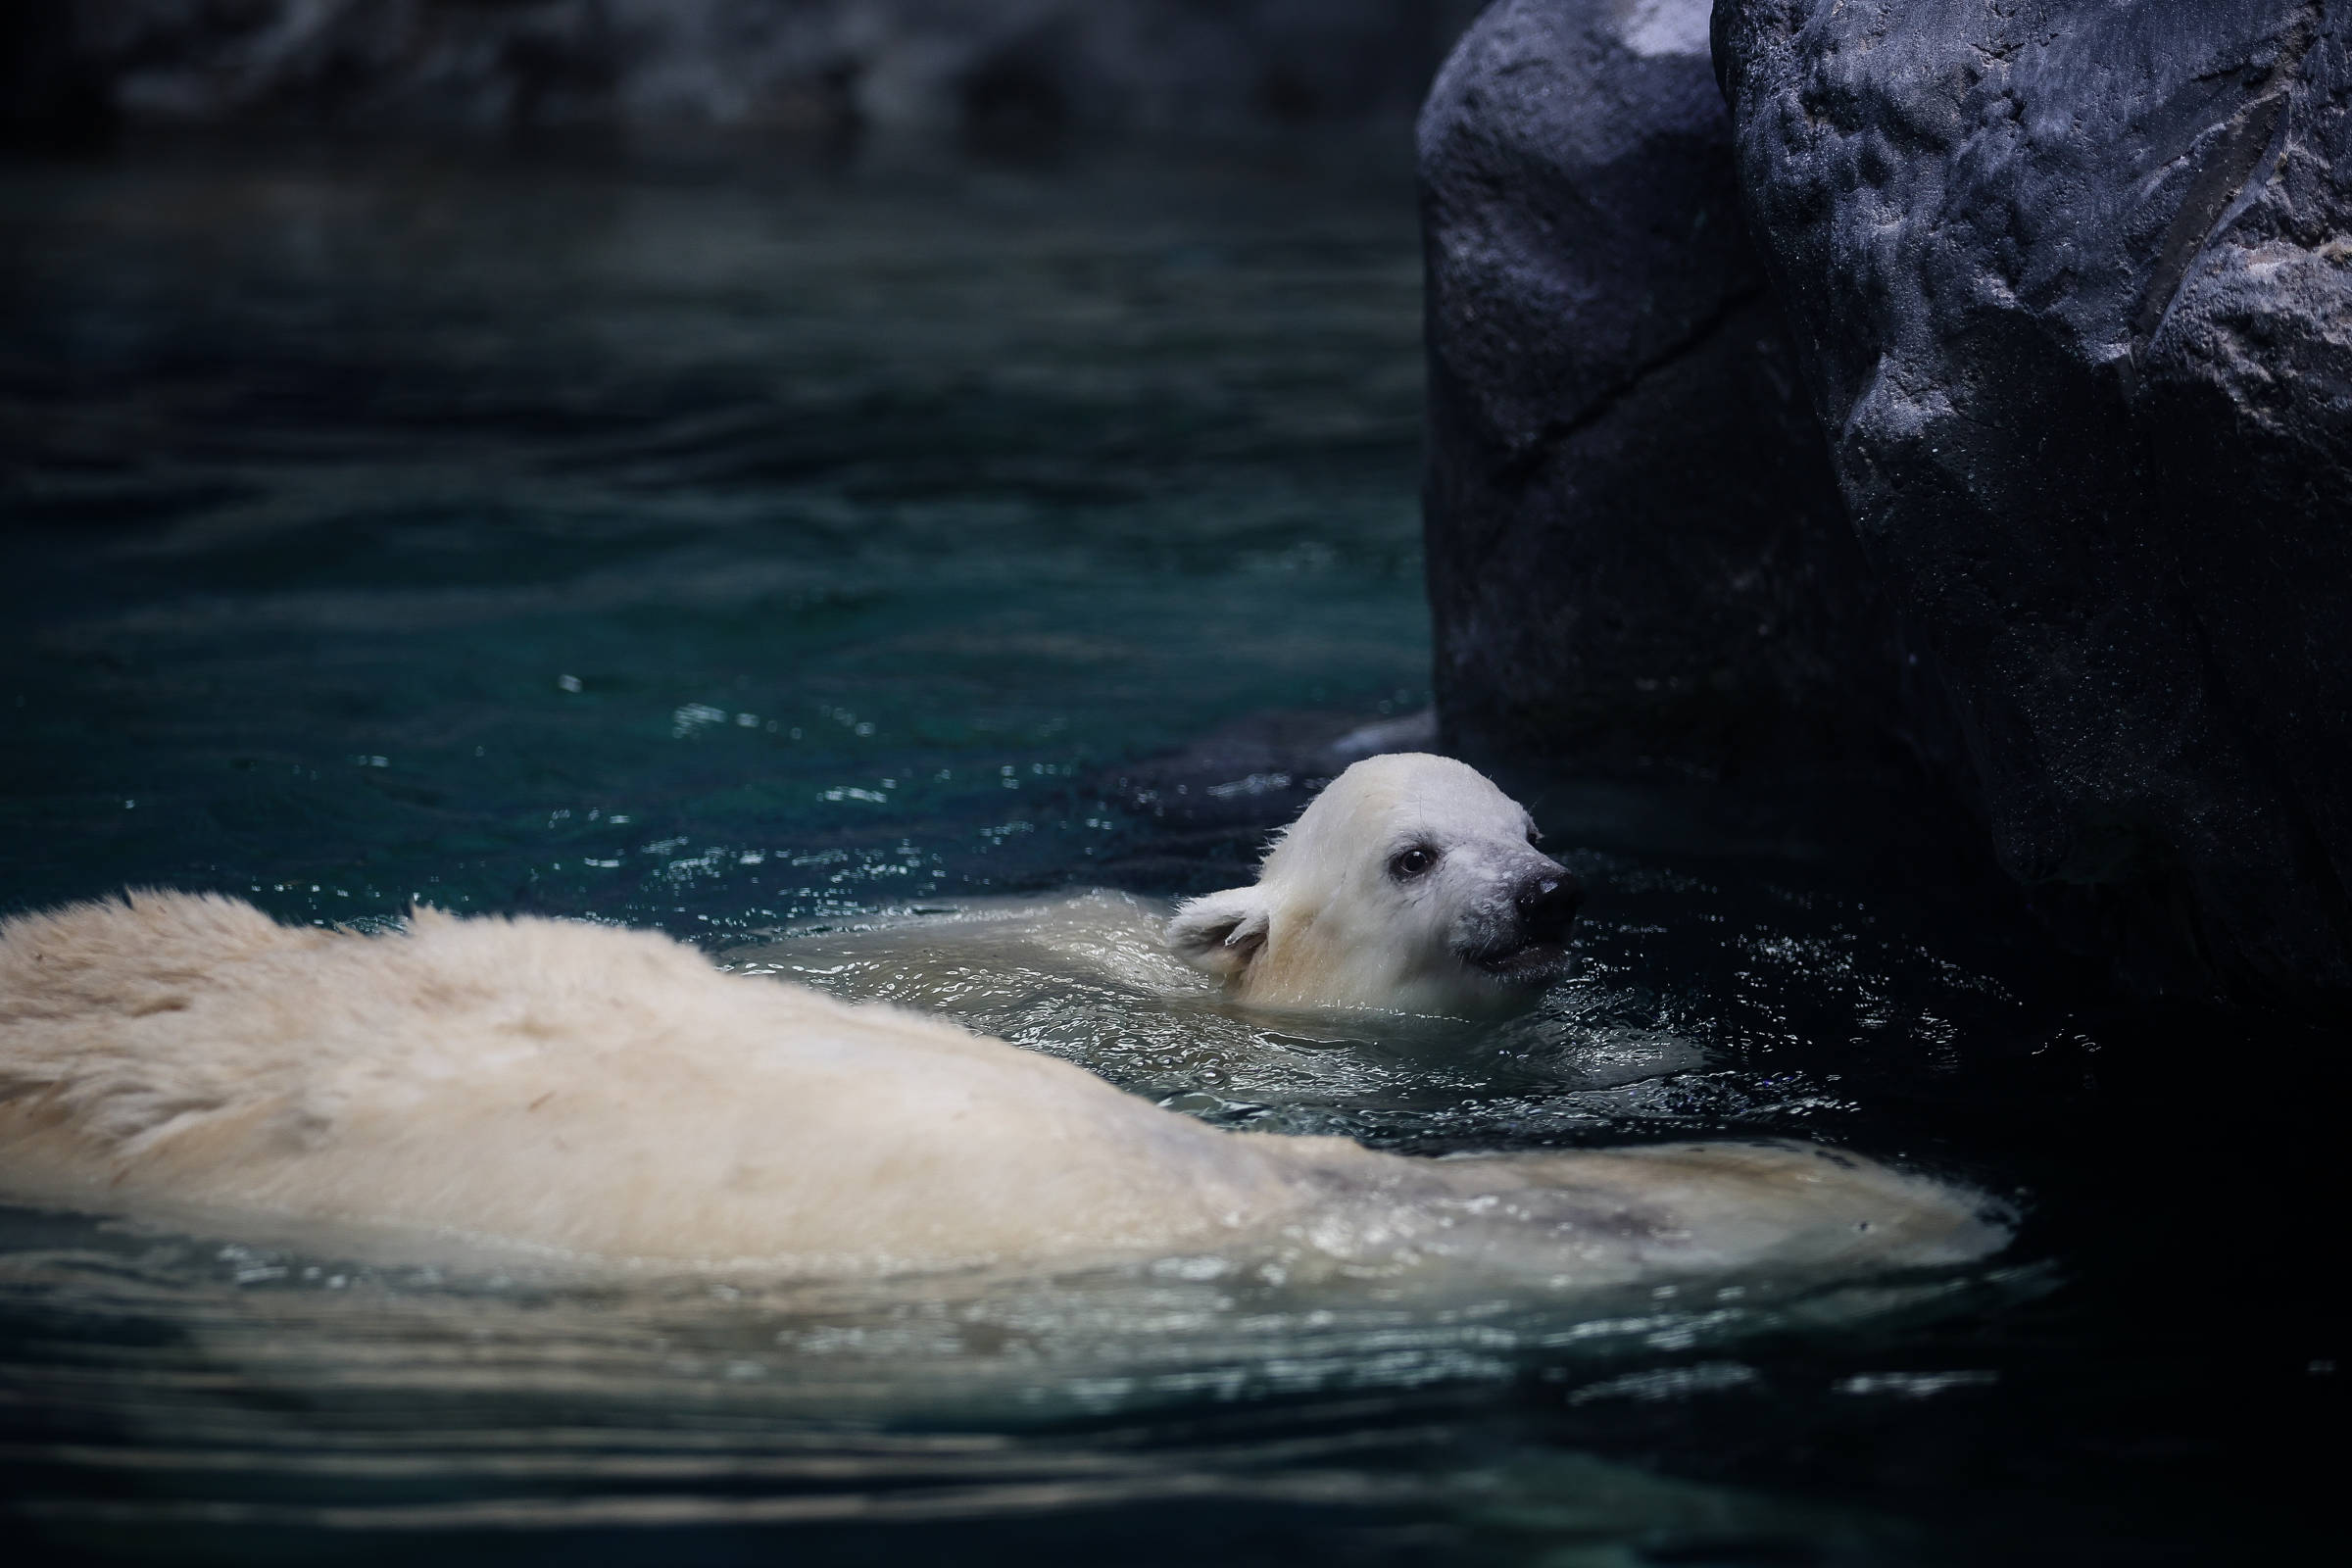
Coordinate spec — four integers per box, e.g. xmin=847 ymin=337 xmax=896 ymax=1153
xmin=1 ymin=0 xmax=1493 ymax=148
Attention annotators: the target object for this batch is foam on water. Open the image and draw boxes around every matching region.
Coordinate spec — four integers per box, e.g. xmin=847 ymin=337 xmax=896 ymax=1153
xmin=730 ymin=891 xmax=1720 ymax=1137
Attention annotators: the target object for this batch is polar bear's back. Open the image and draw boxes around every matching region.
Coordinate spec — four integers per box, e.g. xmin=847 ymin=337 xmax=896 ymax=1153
xmin=0 ymin=892 xmax=1305 ymax=1268
xmin=0 ymin=891 xmax=343 ymax=1152
xmin=0 ymin=891 xmax=758 ymax=1150
xmin=0 ymin=892 xmax=2007 ymax=1284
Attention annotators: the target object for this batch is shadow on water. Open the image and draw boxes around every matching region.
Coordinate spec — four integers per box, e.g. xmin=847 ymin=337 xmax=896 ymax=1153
xmin=0 ymin=133 xmax=2337 ymax=1563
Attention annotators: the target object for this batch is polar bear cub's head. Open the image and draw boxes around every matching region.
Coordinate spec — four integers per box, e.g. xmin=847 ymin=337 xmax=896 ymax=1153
xmin=1164 ymin=753 xmax=1582 ymax=1015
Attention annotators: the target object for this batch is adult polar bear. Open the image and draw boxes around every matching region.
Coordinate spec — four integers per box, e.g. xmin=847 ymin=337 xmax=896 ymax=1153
xmin=0 ymin=755 xmax=2000 ymax=1279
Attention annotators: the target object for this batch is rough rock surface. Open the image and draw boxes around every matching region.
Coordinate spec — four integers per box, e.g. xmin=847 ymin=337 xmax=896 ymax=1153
xmin=1717 ymin=0 xmax=2352 ymax=1004
xmin=1420 ymin=0 xmax=1917 ymax=776
xmin=5 ymin=1 xmax=1491 ymax=142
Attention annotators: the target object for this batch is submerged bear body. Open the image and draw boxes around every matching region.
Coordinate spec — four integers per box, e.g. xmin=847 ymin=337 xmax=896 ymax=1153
xmin=0 ymin=758 xmax=2005 ymax=1283
xmin=0 ymin=891 xmax=1310 ymax=1270
xmin=0 ymin=889 xmax=2000 ymax=1282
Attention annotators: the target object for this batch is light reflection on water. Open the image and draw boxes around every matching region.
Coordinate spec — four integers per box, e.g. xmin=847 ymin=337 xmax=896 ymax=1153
xmin=0 ymin=1200 xmax=2034 ymax=1559
xmin=2 ymin=1217 xmax=2019 ymax=1424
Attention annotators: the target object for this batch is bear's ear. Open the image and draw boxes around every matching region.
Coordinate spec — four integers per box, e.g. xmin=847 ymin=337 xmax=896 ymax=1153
xmin=1164 ymin=888 xmax=1271 ymax=979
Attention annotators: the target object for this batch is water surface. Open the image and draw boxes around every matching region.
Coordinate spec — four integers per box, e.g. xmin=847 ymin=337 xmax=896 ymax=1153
xmin=0 ymin=134 xmax=2333 ymax=1565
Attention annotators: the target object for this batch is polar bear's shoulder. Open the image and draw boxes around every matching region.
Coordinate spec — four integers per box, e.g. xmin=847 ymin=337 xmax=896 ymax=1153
xmin=0 ymin=889 xmax=324 ymax=1017
xmin=0 ymin=890 xmax=979 ymax=1165
xmin=0 ymin=892 xmax=1293 ymax=1266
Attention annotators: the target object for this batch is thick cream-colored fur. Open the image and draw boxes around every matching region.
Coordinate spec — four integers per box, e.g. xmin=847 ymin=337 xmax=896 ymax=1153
xmin=1167 ymin=753 xmax=1568 ymax=1013
xmin=0 ymin=891 xmax=2003 ymax=1280
xmin=0 ymin=892 xmax=1325 ymax=1271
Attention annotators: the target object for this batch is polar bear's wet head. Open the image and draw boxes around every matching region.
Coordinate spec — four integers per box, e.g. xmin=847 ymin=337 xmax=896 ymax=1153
xmin=1164 ymin=753 xmax=1581 ymax=1015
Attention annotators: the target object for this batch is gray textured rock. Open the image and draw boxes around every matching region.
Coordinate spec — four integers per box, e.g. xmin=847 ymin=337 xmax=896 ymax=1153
xmin=1716 ymin=0 xmax=2352 ymax=1004
xmin=1420 ymin=0 xmax=1914 ymax=777
xmin=7 ymin=1 xmax=1490 ymax=140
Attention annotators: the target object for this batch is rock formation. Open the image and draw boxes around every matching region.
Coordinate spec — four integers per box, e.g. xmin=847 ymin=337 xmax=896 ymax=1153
xmin=1420 ymin=0 xmax=1917 ymax=779
xmin=1716 ymin=0 xmax=2352 ymax=1004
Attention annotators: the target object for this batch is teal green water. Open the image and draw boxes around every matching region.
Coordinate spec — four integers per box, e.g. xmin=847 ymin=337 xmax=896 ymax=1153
xmin=0 ymin=138 xmax=1429 ymax=933
xmin=0 ymin=138 xmax=2330 ymax=1566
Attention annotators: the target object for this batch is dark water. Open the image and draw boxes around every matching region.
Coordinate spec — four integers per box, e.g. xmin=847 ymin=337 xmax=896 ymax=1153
xmin=0 ymin=135 xmax=2335 ymax=1565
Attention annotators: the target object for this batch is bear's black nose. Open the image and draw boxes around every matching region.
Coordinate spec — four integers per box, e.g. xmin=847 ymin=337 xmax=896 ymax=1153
xmin=1514 ymin=869 xmax=1583 ymax=943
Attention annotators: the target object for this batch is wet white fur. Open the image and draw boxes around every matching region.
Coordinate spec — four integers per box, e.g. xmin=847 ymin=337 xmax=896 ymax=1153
xmin=0 ymin=889 xmax=2002 ymax=1280
xmin=1167 ymin=753 xmax=1565 ymax=1013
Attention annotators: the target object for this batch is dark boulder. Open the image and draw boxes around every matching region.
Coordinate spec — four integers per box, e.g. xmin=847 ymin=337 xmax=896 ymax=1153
xmin=1420 ymin=0 xmax=1917 ymax=778
xmin=1716 ymin=0 xmax=2352 ymax=1004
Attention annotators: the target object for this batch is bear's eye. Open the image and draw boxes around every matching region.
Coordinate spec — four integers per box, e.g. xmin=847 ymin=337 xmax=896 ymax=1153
xmin=1526 ymin=826 xmax=1544 ymax=846
xmin=1388 ymin=845 xmax=1438 ymax=881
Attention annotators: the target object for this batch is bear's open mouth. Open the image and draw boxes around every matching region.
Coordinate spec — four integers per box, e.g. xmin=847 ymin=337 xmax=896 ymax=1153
xmin=1462 ymin=941 xmax=1575 ymax=986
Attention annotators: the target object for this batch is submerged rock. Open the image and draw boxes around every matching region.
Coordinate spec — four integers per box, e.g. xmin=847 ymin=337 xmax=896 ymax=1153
xmin=1716 ymin=0 xmax=2352 ymax=1004
xmin=1420 ymin=0 xmax=1916 ymax=776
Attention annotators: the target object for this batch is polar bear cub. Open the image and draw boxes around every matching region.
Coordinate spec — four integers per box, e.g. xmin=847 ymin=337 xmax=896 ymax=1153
xmin=0 ymin=756 xmax=2003 ymax=1282
xmin=1169 ymin=753 xmax=1581 ymax=1014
